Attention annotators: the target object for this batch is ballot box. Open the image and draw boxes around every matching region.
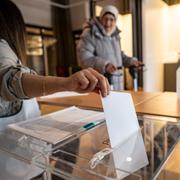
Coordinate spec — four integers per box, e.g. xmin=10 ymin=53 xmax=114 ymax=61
xmin=0 ymin=107 xmax=179 ymax=180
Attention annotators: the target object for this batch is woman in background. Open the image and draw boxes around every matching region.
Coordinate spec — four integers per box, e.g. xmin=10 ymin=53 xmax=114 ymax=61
xmin=77 ymin=5 xmax=142 ymax=91
xmin=0 ymin=0 xmax=109 ymax=179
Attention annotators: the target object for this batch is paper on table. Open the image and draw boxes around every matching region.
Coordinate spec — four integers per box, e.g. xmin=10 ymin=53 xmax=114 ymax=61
xmin=40 ymin=91 xmax=88 ymax=99
xmin=101 ymin=91 xmax=140 ymax=148
xmin=9 ymin=106 xmax=105 ymax=144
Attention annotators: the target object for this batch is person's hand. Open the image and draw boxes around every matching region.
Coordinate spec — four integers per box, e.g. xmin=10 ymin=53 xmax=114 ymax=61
xmin=64 ymin=68 xmax=110 ymax=97
xmin=131 ymin=60 xmax=143 ymax=67
xmin=105 ymin=63 xmax=117 ymax=74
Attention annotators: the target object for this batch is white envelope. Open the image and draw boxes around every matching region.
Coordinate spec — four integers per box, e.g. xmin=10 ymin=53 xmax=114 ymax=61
xmin=101 ymin=91 xmax=148 ymax=179
xmin=101 ymin=91 xmax=140 ymax=148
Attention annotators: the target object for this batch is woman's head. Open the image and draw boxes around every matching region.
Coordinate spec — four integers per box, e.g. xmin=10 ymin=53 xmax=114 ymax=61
xmin=0 ymin=0 xmax=26 ymax=63
xmin=100 ymin=5 xmax=119 ymax=34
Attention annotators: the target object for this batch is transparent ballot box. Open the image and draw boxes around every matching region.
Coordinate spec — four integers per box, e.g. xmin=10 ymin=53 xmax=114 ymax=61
xmin=33 ymin=124 xmax=147 ymax=180
xmin=0 ymin=110 xmax=179 ymax=180
xmin=0 ymin=125 xmax=143 ymax=180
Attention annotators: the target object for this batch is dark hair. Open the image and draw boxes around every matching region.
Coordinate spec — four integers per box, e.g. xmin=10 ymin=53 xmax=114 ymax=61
xmin=0 ymin=0 xmax=26 ymax=64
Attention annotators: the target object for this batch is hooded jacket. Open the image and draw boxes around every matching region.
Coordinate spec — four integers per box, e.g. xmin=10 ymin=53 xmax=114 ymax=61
xmin=77 ymin=18 xmax=137 ymax=74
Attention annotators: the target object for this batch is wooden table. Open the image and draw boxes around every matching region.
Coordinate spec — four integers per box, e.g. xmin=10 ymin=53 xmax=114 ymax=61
xmin=135 ymin=92 xmax=180 ymax=118
xmin=38 ymin=91 xmax=180 ymax=118
xmin=37 ymin=91 xmax=162 ymax=111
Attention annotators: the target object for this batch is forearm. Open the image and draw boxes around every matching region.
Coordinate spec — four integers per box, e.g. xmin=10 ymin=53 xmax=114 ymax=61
xmin=22 ymin=74 xmax=68 ymax=97
xmin=22 ymin=68 xmax=110 ymax=98
xmin=122 ymin=52 xmax=137 ymax=67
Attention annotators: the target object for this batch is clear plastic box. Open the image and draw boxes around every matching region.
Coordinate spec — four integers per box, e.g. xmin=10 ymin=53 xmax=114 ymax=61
xmin=0 ymin=113 xmax=179 ymax=180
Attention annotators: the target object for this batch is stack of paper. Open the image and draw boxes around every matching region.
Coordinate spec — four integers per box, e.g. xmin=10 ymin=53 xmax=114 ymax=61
xmin=9 ymin=106 xmax=104 ymax=144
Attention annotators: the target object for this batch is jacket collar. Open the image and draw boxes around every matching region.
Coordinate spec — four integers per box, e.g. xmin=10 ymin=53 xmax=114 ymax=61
xmin=88 ymin=18 xmax=121 ymax=39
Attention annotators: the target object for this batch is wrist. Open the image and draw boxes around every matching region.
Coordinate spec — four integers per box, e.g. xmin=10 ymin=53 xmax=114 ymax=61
xmin=56 ymin=77 xmax=70 ymax=91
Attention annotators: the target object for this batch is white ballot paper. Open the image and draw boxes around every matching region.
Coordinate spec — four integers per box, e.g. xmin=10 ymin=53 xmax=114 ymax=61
xmin=101 ymin=91 xmax=148 ymax=178
xmin=9 ymin=106 xmax=105 ymax=144
xmin=101 ymin=91 xmax=140 ymax=148
xmin=112 ymin=129 xmax=149 ymax=179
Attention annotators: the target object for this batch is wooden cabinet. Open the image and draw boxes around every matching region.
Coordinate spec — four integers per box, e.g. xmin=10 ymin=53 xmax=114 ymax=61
xmin=164 ymin=62 xmax=179 ymax=91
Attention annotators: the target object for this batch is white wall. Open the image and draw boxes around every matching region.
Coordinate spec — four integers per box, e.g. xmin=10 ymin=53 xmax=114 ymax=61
xmin=11 ymin=0 xmax=52 ymax=27
xmin=168 ymin=5 xmax=180 ymax=54
xmin=142 ymin=0 xmax=180 ymax=92
xmin=117 ymin=14 xmax=133 ymax=56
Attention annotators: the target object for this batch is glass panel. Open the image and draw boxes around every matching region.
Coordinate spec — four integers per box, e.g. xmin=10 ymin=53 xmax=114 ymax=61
xmin=0 ymin=115 xmax=179 ymax=179
xmin=156 ymin=140 xmax=180 ymax=179
xmin=34 ymin=115 xmax=179 ymax=179
xmin=0 ymin=130 xmax=50 ymax=164
xmin=35 ymin=124 xmax=148 ymax=179
xmin=137 ymin=115 xmax=180 ymax=179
